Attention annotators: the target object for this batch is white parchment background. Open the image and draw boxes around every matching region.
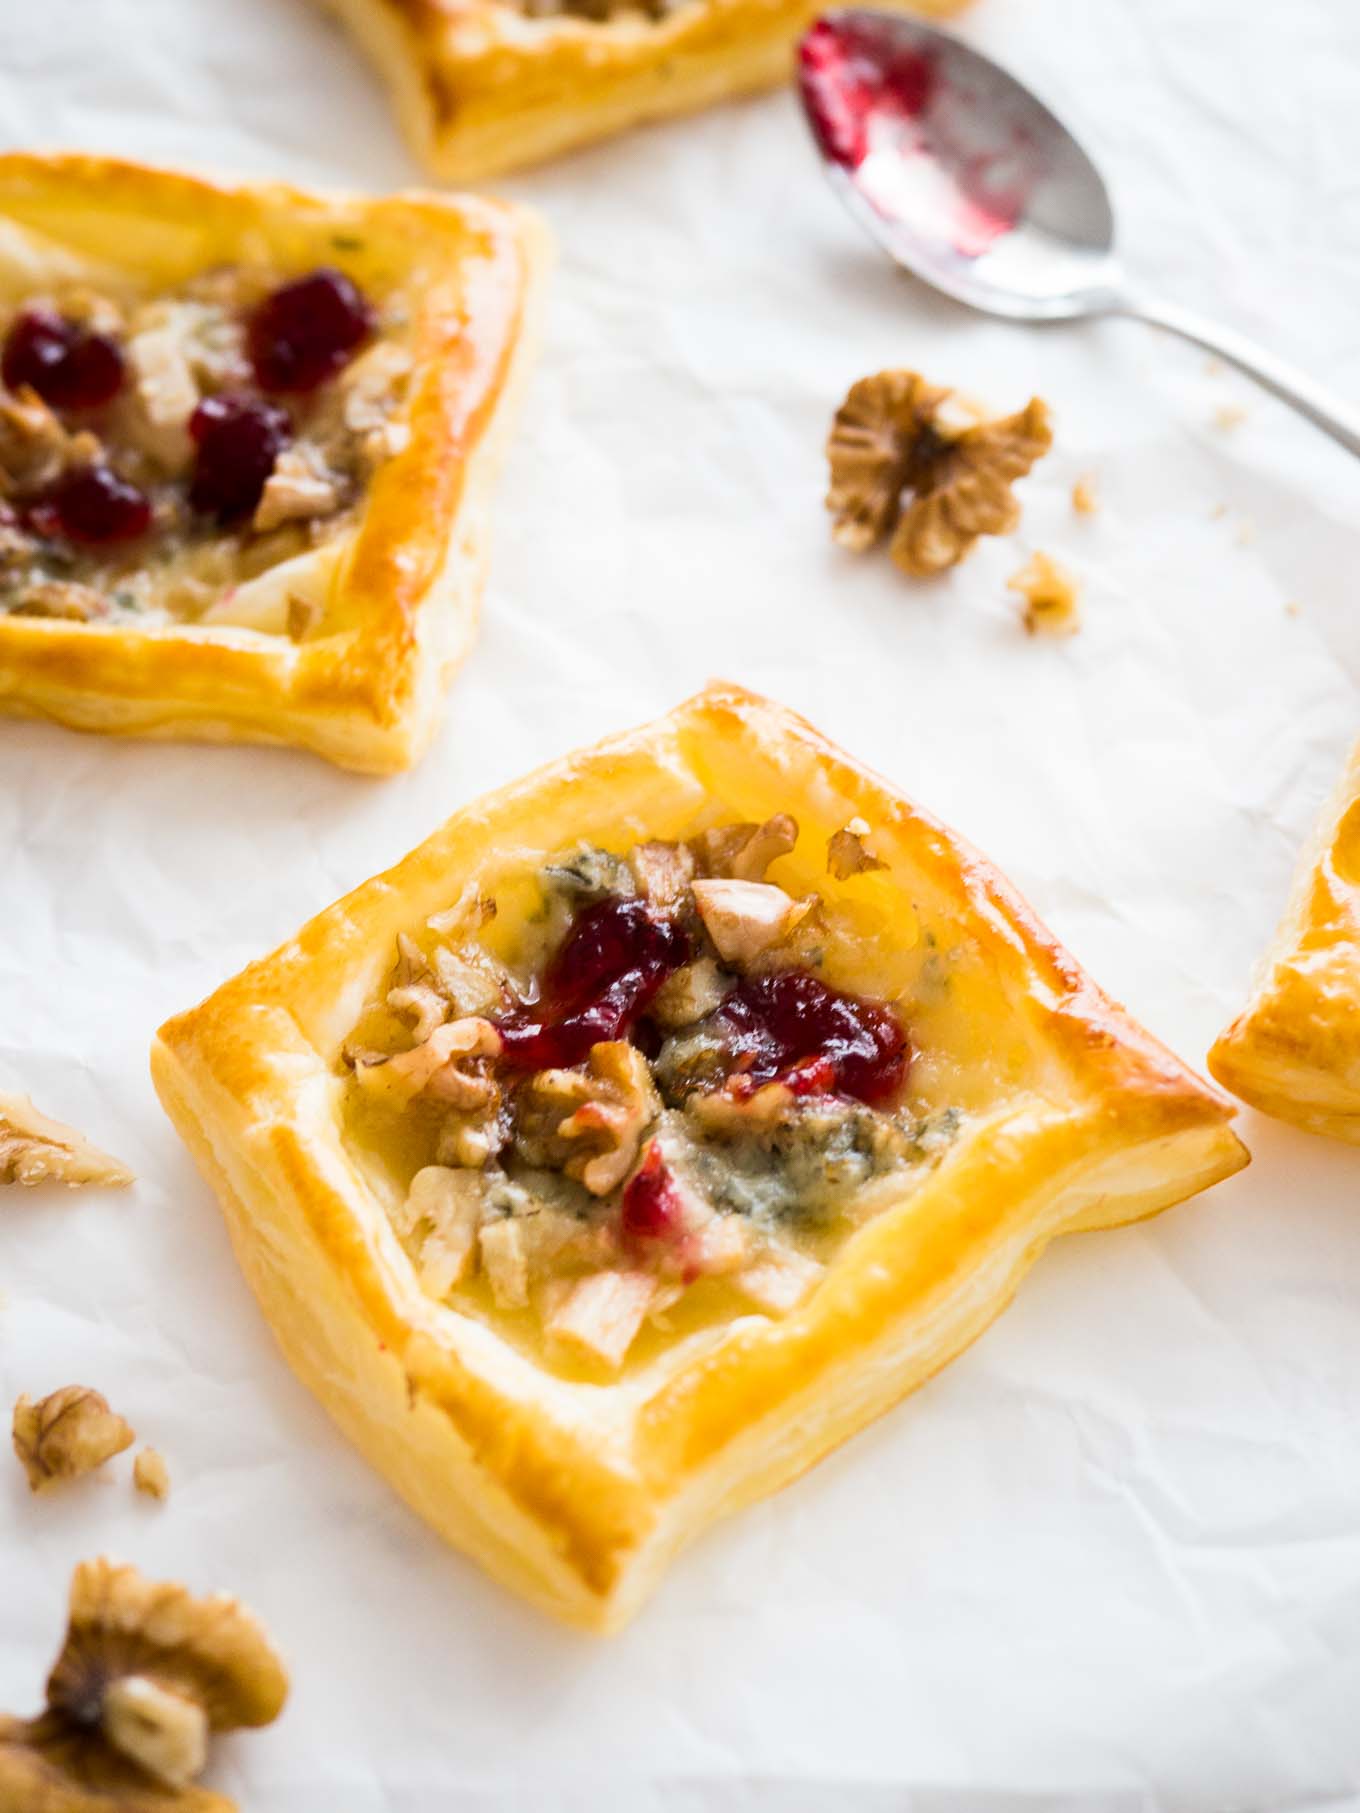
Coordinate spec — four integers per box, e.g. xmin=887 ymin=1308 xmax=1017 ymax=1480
xmin=2 ymin=1 xmax=1360 ymax=1808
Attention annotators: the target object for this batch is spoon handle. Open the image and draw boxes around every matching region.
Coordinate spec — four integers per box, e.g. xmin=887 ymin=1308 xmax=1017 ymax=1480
xmin=1113 ymin=293 xmax=1360 ymax=460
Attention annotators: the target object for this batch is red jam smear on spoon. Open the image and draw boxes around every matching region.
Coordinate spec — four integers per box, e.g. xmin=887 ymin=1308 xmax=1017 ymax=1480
xmin=799 ymin=14 xmax=937 ymax=172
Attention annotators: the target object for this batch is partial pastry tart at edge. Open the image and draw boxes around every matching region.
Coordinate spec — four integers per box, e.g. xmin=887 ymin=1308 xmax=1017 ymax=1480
xmin=319 ymin=0 xmax=972 ymax=183
xmin=1211 ymin=738 xmax=1360 ymax=1141
xmin=151 ymin=684 xmax=1247 ymax=1631
xmin=0 ymin=153 xmax=547 ymax=772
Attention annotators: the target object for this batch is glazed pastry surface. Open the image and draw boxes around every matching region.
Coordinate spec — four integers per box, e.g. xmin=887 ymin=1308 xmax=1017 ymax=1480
xmin=152 ymin=684 xmax=1247 ymax=1630
xmin=322 ymin=0 xmax=973 ymax=181
xmin=1211 ymin=738 xmax=1360 ymax=1141
xmin=0 ymin=153 xmax=548 ymax=772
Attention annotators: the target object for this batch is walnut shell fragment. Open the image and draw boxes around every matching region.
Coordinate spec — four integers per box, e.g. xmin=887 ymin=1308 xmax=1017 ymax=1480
xmin=13 ymin=1387 xmax=135 ymax=1492
xmin=826 ymin=371 xmax=1052 ymax=577
xmin=0 ymin=1558 xmax=289 ymax=1811
xmin=0 ymin=1092 xmax=134 ymax=1188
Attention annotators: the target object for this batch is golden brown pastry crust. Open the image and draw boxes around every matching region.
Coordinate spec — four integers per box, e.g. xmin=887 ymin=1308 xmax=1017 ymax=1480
xmin=322 ymin=0 xmax=973 ymax=182
xmin=152 ymin=683 xmax=1246 ymax=1630
xmin=1211 ymin=738 xmax=1360 ymax=1140
xmin=0 ymin=153 xmax=549 ymax=772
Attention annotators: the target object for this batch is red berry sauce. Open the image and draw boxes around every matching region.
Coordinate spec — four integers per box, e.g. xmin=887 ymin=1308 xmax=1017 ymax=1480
xmin=189 ymin=393 xmax=292 ymax=524
xmin=799 ymin=14 xmax=936 ymax=172
xmin=2 ymin=308 xmax=125 ymax=412
xmin=248 ymin=268 xmax=375 ymax=395
xmin=620 ymin=1141 xmax=685 ymax=1246
xmin=717 ymin=970 xmax=908 ymax=1105
xmin=29 ymin=465 xmax=152 ymax=547
xmin=498 ymin=897 xmax=691 ymax=1072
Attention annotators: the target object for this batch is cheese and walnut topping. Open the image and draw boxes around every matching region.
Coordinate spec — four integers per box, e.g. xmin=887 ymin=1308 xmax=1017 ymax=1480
xmin=0 ymin=262 xmax=408 ymax=627
xmin=346 ymin=817 xmax=963 ymax=1371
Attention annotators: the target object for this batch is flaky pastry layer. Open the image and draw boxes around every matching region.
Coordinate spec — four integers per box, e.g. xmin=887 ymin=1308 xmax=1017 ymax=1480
xmin=1211 ymin=738 xmax=1360 ymax=1141
xmin=0 ymin=153 xmax=548 ymax=772
xmin=322 ymin=0 xmax=972 ymax=182
xmin=152 ymin=684 xmax=1246 ymax=1629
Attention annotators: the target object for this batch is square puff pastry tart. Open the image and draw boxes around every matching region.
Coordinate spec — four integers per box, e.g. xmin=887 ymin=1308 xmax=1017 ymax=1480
xmin=1211 ymin=739 xmax=1360 ymax=1141
xmin=321 ymin=0 xmax=972 ymax=183
xmin=0 ymin=154 xmax=547 ymax=772
xmin=152 ymin=684 xmax=1246 ymax=1631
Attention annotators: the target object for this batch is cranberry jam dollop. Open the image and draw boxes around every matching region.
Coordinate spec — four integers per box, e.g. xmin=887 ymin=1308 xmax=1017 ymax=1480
xmin=30 ymin=465 xmax=152 ymax=547
xmin=189 ymin=393 xmax=292 ymax=524
xmin=2 ymin=307 xmax=125 ymax=412
xmin=497 ymin=898 xmax=692 ymax=1072
xmin=249 ymin=268 xmax=375 ymax=395
xmin=718 ymin=970 xmax=908 ymax=1105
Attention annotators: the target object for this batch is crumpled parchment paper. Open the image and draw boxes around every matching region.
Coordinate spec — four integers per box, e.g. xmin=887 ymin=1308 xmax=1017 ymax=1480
xmin=2 ymin=0 xmax=1359 ymax=1807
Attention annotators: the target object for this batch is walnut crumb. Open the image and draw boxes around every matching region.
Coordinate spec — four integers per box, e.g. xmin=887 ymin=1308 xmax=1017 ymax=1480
xmin=827 ymin=818 xmax=886 ymax=880
xmin=0 ymin=1556 xmax=288 ymax=1803
xmin=13 ymin=1386 xmax=135 ymax=1491
xmin=1071 ymin=475 xmax=1099 ymax=516
xmin=133 ymin=1447 xmax=171 ymax=1501
xmin=826 ymin=370 xmax=1052 ymax=577
xmin=0 ymin=1092 xmax=133 ymax=1187
xmin=1009 ymin=552 xmax=1081 ymax=636
xmin=1213 ymin=402 xmax=1248 ymax=432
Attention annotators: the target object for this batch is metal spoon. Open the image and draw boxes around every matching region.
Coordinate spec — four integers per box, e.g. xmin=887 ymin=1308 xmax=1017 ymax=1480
xmin=797 ymin=9 xmax=1360 ymax=458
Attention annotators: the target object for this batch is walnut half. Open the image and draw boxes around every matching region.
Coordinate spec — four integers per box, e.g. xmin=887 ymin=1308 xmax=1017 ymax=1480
xmin=826 ymin=371 xmax=1052 ymax=577
xmin=13 ymin=1386 xmax=135 ymax=1492
xmin=0 ymin=1558 xmax=289 ymax=1810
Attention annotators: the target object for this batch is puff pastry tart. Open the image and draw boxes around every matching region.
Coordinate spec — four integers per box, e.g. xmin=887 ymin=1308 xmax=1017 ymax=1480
xmin=152 ymin=684 xmax=1247 ymax=1630
xmin=0 ymin=153 xmax=546 ymax=772
xmin=1211 ymin=740 xmax=1360 ymax=1140
xmin=321 ymin=0 xmax=972 ymax=182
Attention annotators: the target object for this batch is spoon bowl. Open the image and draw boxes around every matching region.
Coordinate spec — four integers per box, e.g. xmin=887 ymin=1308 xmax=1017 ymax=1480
xmin=797 ymin=9 xmax=1360 ymax=456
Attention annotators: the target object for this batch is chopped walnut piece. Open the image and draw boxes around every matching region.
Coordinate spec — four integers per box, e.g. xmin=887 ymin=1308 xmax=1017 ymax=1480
xmin=338 ymin=339 xmax=413 ymax=470
xmin=286 ymin=593 xmax=322 ymax=641
xmin=691 ymin=879 xmax=814 ymax=968
xmin=735 ymin=1247 xmax=824 ymax=1314
xmin=0 ymin=1556 xmax=288 ymax=1806
xmin=522 ymin=1041 xmax=660 ymax=1197
xmin=691 ymin=814 xmax=798 ymax=882
xmin=13 ymin=1387 xmax=135 ymax=1491
xmin=386 ymin=933 xmax=450 ymax=1046
xmin=826 ymin=371 xmax=1053 ymax=577
xmin=1071 ymin=475 xmax=1099 ymax=516
xmin=395 ymin=1165 xmax=484 ymax=1298
xmin=687 ymin=1081 xmax=796 ymax=1138
xmin=827 ymin=818 xmax=886 ymax=880
xmin=252 ymin=444 xmax=344 ymax=534
xmin=627 ymin=839 xmax=696 ymax=908
xmin=1009 ymin=551 xmax=1081 ymax=636
xmin=543 ymin=1269 xmax=658 ymax=1369
xmin=10 ymin=580 xmax=108 ymax=620
xmin=352 ymin=1016 xmax=503 ymax=1109
xmin=0 ymin=385 xmax=88 ymax=492
xmin=479 ymin=1217 xmax=529 ymax=1310
xmin=0 ymin=1093 xmax=134 ymax=1188
xmin=133 ymin=1447 xmax=171 ymax=1502
xmin=650 ymin=956 xmax=728 ymax=1030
